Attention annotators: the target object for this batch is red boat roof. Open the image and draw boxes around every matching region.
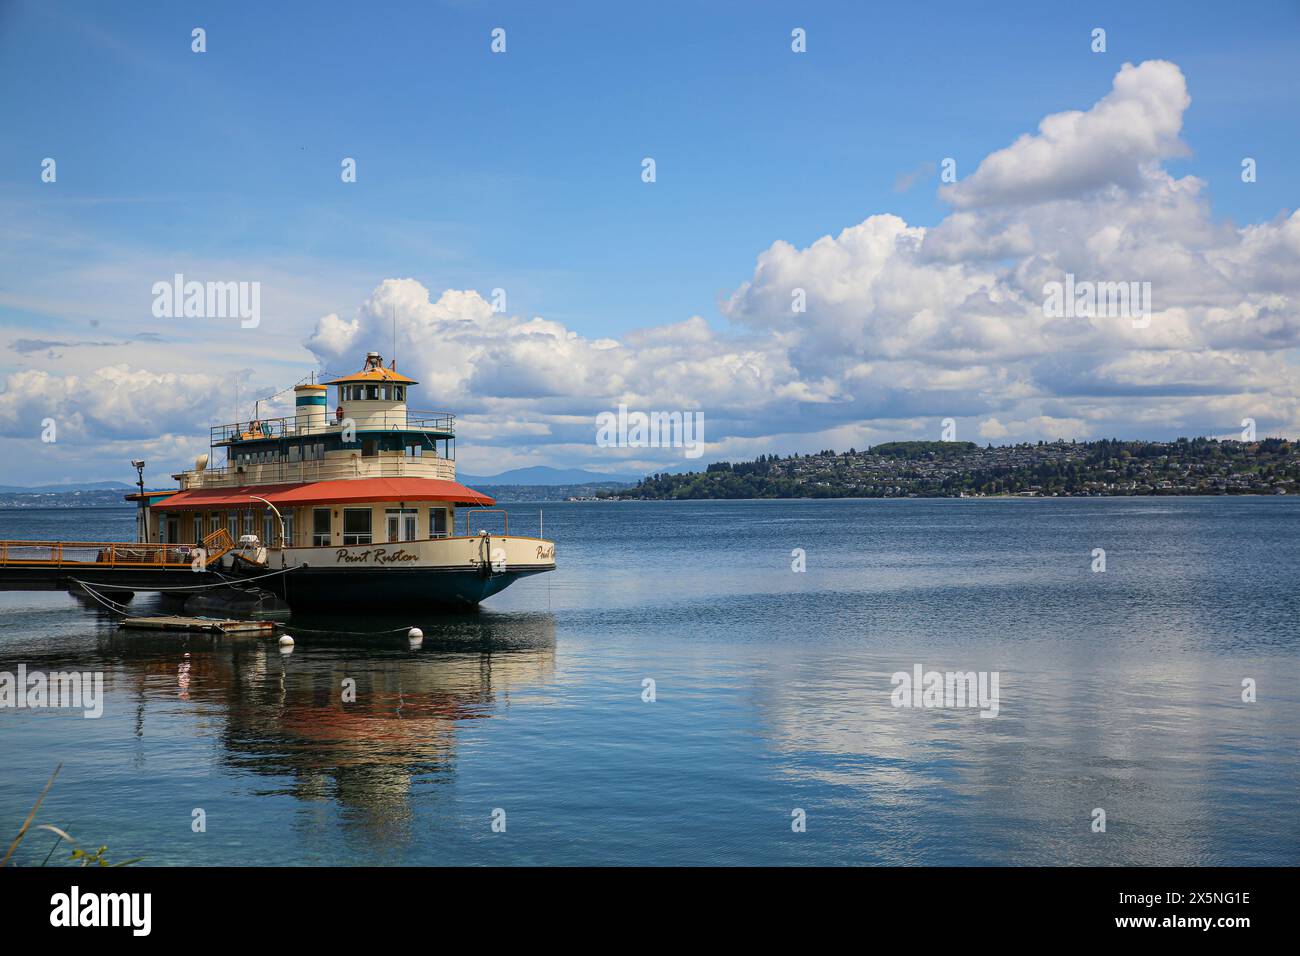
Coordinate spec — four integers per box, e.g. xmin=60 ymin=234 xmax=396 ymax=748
xmin=152 ymin=477 xmax=494 ymax=510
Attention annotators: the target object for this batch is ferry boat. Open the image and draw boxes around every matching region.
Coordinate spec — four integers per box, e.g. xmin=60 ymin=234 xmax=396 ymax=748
xmin=0 ymin=351 xmax=556 ymax=610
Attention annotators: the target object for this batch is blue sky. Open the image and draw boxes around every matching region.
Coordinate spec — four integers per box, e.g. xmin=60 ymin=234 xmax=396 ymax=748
xmin=1 ymin=0 xmax=1298 ymax=483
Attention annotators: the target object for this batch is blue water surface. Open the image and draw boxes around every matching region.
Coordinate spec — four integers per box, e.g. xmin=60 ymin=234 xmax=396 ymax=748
xmin=1 ymin=498 xmax=1297 ymax=866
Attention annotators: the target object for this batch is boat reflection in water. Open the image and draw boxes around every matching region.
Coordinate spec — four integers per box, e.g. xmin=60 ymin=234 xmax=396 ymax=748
xmin=99 ymin=609 xmax=557 ymax=834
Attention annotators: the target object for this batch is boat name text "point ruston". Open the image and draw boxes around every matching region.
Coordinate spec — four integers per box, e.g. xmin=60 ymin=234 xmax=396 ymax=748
xmin=334 ymin=548 xmax=421 ymax=564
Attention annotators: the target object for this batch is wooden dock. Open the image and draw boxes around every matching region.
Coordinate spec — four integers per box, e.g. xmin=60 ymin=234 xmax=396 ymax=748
xmin=119 ymin=616 xmax=275 ymax=635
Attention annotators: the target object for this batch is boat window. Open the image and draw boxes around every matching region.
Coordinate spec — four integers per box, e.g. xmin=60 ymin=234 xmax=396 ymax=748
xmin=394 ymin=386 xmax=404 ymax=401
xmin=242 ymin=510 xmax=255 ymax=538
xmin=385 ymin=508 xmax=417 ymax=543
xmin=342 ymin=508 xmax=372 ymax=545
xmin=367 ymin=385 xmax=378 ymax=400
xmin=429 ymin=508 xmax=448 ymax=539
xmin=406 ymin=443 xmax=422 ymax=457
xmin=312 ymin=508 xmax=331 ymax=546
xmin=263 ymin=511 xmax=275 ymax=546
xmin=380 ymin=385 xmax=390 ymax=401
xmin=362 ymin=439 xmax=378 ymax=458
xmin=193 ymin=515 xmax=202 ymax=543
xmin=227 ymin=512 xmax=238 ymax=540
xmin=284 ymin=511 xmax=294 ymax=547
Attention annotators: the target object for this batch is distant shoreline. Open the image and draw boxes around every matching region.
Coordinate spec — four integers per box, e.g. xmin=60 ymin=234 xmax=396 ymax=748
xmin=578 ymin=491 xmax=1291 ymax=502
xmin=604 ymin=438 xmax=1298 ymax=501
xmin=2 ymin=491 xmax=1294 ymax=514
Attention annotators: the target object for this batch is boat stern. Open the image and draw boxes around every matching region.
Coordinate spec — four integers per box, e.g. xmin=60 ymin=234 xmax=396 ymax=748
xmin=487 ymin=534 xmax=556 ymax=578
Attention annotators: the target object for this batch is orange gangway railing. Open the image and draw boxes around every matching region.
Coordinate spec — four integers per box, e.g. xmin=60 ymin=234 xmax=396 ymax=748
xmin=0 ymin=540 xmax=201 ymax=568
xmin=202 ymin=527 xmax=235 ymax=561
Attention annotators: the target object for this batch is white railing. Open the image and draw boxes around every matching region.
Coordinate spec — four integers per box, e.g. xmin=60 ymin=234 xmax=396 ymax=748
xmin=177 ymin=454 xmax=457 ymax=490
xmin=210 ymin=410 xmax=454 ymax=445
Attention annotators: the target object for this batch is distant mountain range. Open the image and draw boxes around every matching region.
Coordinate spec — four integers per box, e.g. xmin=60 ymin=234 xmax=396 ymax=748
xmin=0 ymin=480 xmax=136 ymax=493
xmin=0 ymin=470 xmax=641 ymax=508
xmin=1 ymin=468 xmax=656 ymax=492
xmin=0 ymin=468 xmax=647 ymax=507
xmin=459 ymin=466 xmax=639 ymax=486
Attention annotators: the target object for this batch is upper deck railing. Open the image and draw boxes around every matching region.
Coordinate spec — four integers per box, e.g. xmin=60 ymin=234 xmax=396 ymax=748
xmin=178 ymin=453 xmax=457 ymax=489
xmin=211 ymin=410 xmax=455 ymax=446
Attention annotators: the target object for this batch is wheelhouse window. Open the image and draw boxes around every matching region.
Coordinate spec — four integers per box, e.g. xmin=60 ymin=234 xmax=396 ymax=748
xmin=429 ymin=508 xmax=448 ymax=539
xmin=312 ymin=508 xmax=331 ymax=546
xmin=394 ymin=386 xmax=404 ymax=401
xmin=342 ymin=508 xmax=372 ymax=545
xmin=386 ymin=508 xmax=417 ymax=543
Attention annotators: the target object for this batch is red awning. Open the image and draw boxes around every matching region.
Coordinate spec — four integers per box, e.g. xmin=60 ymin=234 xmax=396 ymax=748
xmin=152 ymin=477 xmax=494 ymax=510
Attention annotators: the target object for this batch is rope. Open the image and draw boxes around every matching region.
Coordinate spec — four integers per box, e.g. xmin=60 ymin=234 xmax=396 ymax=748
xmin=250 ymin=368 xmax=354 ymax=409
xmin=245 ymin=372 xmax=328 ymax=416
xmin=279 ymin=624 xmax=419 ymax=637
xmin=68 ymin=564 xmax=300 ymax=594
xmin=70 ymin=581 xmax=133 ymax=616
xmin=74 ymin=574 xmax=418 ymax=637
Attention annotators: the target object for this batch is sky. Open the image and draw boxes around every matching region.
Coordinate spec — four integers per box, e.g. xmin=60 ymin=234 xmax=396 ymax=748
xmin=1 ymin=0 xmax=1298 ymax=485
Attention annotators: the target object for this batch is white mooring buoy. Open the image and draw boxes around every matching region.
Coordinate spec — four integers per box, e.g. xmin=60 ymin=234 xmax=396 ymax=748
xmin=408 ymin=627 xmax=423 ymax=640
xmin=278 ymin=635 xmax=295 ymax=647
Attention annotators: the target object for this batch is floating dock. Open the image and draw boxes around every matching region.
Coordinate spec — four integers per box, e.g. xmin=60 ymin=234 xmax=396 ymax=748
xmin=119 ymin=616 xmax=276 ymax=635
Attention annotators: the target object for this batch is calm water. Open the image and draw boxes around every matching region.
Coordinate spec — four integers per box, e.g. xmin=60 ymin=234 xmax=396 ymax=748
xmin=1 ymin=498 xmax=1297 ymax=866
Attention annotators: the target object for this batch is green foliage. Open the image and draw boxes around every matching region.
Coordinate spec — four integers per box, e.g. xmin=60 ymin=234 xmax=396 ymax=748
xmin=3 ymin=766 xmax=142 ymax=868
xmin=68 ymin=845 xmax=142 ymax=868
xmin=871 ymin=441 xmax=977 ymax=458
xmin=613 ymin=439 xmax=1297 ymax=500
